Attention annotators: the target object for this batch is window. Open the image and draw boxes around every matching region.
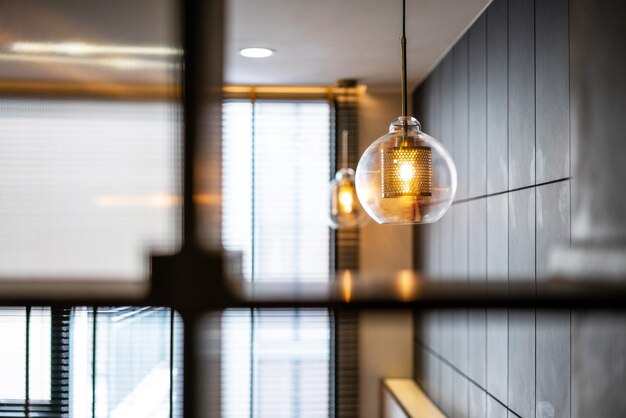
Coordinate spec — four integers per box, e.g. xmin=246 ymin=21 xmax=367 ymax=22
xmin=0 ymin=97 xmax=183 ymax=417
xmin=221 ymin=99 xmax=332 ymax=417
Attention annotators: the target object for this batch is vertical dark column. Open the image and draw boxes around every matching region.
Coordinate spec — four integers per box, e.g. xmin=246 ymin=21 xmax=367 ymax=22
xmin=332 ymin=84 xmax=360 ymax=418
xmin=25 ymin=306 xmax=30 ymax=418
xmin=177 ymin=0 xmax=224 ymax=416
xmin=91 ymin=307 xmax=97 ymax=418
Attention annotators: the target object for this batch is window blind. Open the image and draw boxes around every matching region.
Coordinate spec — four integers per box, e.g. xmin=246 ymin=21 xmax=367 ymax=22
xmin=221 ymin=99 xmax=332 ymax=418
xmin=0 ymin=307 xmax=182 ymax=418
xmin=331 ymin=93 xmax=360 ymax=418
xmin=0 ymin=99 xmax=180 ymax=280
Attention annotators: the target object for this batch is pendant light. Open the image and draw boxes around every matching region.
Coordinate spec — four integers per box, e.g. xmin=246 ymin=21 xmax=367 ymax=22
xmin=355 ymin=0 xmax=457 ymax=224
xmin=329 ymin=81 xmax=366 ymax=229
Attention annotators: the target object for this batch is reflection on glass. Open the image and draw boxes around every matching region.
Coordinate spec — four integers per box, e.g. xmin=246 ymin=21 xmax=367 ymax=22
xmin=395 ymin=269 xmax=419 ymax=301
xmin=0 ymin=100 xmax=180 ymax=280
xmin=341 ymin=270 xmax=354 ymax=302
xmin=92 ymin=308 xmax=175 ymax=418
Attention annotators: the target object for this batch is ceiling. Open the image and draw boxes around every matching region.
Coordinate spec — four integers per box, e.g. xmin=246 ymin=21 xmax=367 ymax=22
xmin=0 ymin=0 xmax=490 ymax=90
xmin=226 ymin=0 xmax=490 ymax=89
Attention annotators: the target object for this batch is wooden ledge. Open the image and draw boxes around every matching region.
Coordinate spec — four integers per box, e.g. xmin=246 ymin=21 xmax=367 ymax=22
xmin=382 ymin=379 xmax=445 ymax=418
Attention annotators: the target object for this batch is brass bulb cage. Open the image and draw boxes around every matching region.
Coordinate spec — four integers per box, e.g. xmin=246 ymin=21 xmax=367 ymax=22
xmin=381 ymin=145 xmax=432 ymax=198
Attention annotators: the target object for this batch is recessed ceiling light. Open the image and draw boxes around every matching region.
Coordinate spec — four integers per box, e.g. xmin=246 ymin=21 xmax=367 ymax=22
xmin=239 ymin=47 xmax=274 ymax=58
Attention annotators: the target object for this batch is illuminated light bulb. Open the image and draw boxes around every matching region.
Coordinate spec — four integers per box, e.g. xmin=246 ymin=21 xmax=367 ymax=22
xmin=329 ymin=128 xmax=367 ymax=229
xmin=355 ymin=116 xmax=456 ymax=224
xmin=354 ymin=0 xmax=456 ymax=224
xmin=338 ymin=186 xmax=354 ymax=214
xmin=329 ymin=168 xmax=366 ymax=229
xmin=399 ymin=163 xmax=415 ymax=182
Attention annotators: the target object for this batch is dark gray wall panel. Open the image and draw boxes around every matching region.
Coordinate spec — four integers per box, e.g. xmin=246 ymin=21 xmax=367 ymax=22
xmin=469 ymin=383 xmax=487 ymax=418
xmin=508 ymin=299 xmax=536 ymax=416
xmin=488 ymin=396 xmax=508 ymax=418
xmin=454 ymin=372 xmax=469 ymax=418
xmin=536 ymin=0 xmax=570 ymax=182
xmin=412 ymin=0 xmax=573 ymax=415
xmin=469 ymin=14 xmax=488 ymax=198
xmin=431 ymin=66 xmax=442 ymax=142
xmin=414 ymin=337 xmax=426 ymax=391
xmin=536 ymin=181 xmax=570 ymax=280
xmin=424 ymin=350 xmax=442 ymax=406
xmin=508 ymin=0 xmax=535 ymax=189
xmin=468 ymin=198 xmax=487 ymax=388
xmin=487 ymin=194 xmax=508 ymax=404
xmin=536 ymin=181 xmax=571 ymax=418
xmin=441 ymin=54 xmax=454 ymax=154
xmin=536 ymin=312 xmax=571 ymax=418
xmin=454 ymin=35 xmax=470 ymax=201
xmin=453 ymin=202 xmax=469 ymax=375
xmin=441 ymin=361 xmax=455 ymax=416
xmin=487 ymin=0 xmax=508 ymax=194
xmin=508 ymin=189 xmax=536 ymax=418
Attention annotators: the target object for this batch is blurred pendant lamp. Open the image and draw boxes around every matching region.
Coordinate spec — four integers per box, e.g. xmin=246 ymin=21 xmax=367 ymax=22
xmin=355 ymin=0 xmax=457 ymax=224
xmin=329 ymin=80 xmax=366 ymax=229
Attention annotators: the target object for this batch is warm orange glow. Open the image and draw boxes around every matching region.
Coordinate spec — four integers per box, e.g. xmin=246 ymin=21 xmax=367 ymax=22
xmin=193 ymin=194 xmax=222 ymax=205
xmin=341 ymin=270 xmax=354 ymax=303
xmin=395 ymin=270 xmax=418 ymax=301
xmin=11 ymin=41 xmax=181 ymax=57
xmin=94 ymin=193 xmax=220 ymax=208
xmin=338 ymin=186 xmax=355 ymax=214
xmin=94 ymin=194 xmax=180 ymax=208
xmin=222 ymin=84 xmax=367 ymax=99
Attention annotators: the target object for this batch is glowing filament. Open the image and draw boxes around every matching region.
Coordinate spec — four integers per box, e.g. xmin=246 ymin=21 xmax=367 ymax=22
xmin=338 ymin=186 xmax=354 ymax=214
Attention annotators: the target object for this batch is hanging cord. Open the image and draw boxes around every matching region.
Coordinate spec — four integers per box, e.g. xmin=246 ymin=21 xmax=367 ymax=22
xmin=341 ymin=129 xmax=349 ymax=170
xmin=400 ymin=0 xmax=408 ymax=119
xmin=340 ymin=82 xmax=350 ymax=170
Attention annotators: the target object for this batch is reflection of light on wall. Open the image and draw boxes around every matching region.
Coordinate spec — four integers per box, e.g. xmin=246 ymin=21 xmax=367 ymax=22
xmin=0 ymin=53 xmax=175 ymax=71
xmin=3 ymin=41 xmax=180 ymax=72
xmin=193 ymin=194 xmax=221 ymax=205
xmin=94 ymin=194 xmax=181 ymax=208
xmin=11 ymin=42 xmax=182 ymax=57
xmin=94 ymin=194 xmax=221 ymax=208
xmin=395 ymin=269 xmax=418 ymax=301
xmin=341 ymin=270 xmax=353 ymax=302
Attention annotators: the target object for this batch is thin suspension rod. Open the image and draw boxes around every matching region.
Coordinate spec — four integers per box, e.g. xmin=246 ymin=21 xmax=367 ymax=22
xmin=400 ymin=0 xmax=408 ymax=118
xmin=342 ymin=130 xmax=349 ymax=169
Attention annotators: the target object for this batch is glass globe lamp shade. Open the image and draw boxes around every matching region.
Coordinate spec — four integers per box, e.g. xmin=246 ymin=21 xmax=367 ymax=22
xmin=329 ymin=168 xmax=366 ymax=229
xmin=355 ymin=116 xmax=457 ymax=224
